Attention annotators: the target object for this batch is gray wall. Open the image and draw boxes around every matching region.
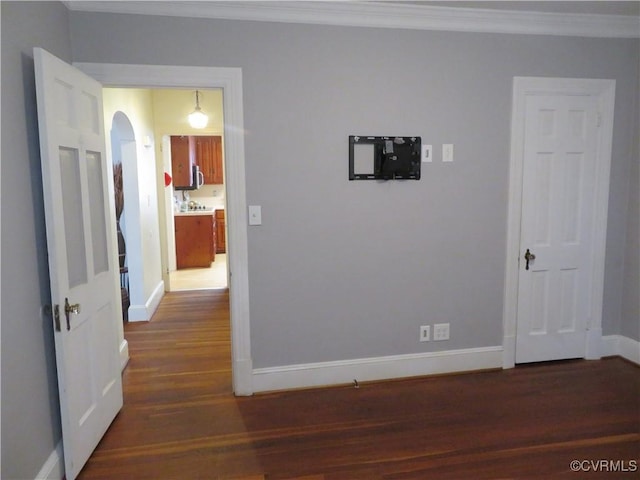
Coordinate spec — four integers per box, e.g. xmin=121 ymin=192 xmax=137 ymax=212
xmin=68 ymin=12 xmax=639 ymax=368
xmin=621 ymin=60 xmax=640 ymax=341
xmin=1 ymin=2 xmax=70 ymax=478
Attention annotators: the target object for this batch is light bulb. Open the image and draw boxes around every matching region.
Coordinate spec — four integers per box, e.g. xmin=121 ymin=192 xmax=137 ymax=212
xmin=188 ymin=90 xmax=209 ymax=129
xmin=188 ymin=108 xmax=208 ymax=129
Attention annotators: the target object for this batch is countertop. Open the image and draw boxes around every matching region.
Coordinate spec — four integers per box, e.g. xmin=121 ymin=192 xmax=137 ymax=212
xmin=174 ymin=206 xmax=224 ymax=217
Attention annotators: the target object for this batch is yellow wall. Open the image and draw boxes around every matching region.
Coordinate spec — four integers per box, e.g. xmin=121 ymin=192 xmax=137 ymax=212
xmin=151 ymin=88 xmax=224 ymax=137
xmin=102 ymin=88 xmax=163 ymax=311
xmin=150 ymin=88 xmax=225 ymax=198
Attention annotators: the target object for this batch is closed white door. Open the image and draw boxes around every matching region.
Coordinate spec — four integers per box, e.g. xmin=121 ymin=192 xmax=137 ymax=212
xmin=34 ymin=48 xmax=123 ymax=480
xmin=515 ymin=94 xmax=600 ymax=363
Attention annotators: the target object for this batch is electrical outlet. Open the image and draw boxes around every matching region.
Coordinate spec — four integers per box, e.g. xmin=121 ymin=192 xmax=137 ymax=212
xmin=433 ymin=323 xmax=450 ymax=341
xmin=419 ymin=325 xmax=430 ymax=342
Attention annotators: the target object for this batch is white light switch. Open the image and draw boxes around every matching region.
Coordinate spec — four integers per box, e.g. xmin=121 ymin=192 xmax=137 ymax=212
xmin=422 ymin=144 xmax=433 ymax=162
xmin=248 ymin=205 xmax=262 ymax=225
xmin=442 ymin=144 xmax=454 ymax=162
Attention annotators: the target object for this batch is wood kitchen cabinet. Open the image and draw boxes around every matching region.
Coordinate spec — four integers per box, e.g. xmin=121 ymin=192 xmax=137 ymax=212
xmin=215 ymin=209 xmax=226 ymax=253
xmin=211 ymin=215 xmax=217 ymax=261
xmin=170 ymin=135 xmax=195 ymax=189
xmin=195 ymin=136 xmax=223 ymax=185
xmin=175 ymin=214 xmax=215 ymax=269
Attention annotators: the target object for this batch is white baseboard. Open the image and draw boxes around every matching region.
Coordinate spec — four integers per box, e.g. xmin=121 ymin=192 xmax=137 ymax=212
xmin=585 ymin=327 xmax=603 ymax=360
xmin=128 ymin=280 xmax=164 ymax=322
xmin=233 ymin=357 xmax=254 ymax=396
xmin=120 ymin=338 xmax=130 ymax=371
xmin=502 ymin=334 xmax=516 ymax=369
xmin=602 ymin=335 xmax=640 ymax=365
xmin=252 ymin=346 xmax=503 ymax=393
xmin=35 ymin=441 xmax=63 ymax=480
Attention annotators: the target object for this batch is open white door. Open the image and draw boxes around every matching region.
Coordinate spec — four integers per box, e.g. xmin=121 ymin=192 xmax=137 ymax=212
xmin=34 ymin=48 xmax=123 ymax=480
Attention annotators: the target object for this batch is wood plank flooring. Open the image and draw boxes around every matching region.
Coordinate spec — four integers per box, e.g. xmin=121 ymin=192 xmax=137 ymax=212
xmin=78 ymin=290 xmax=640 ymax=479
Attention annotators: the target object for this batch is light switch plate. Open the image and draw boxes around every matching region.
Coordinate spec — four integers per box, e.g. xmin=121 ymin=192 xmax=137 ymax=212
xmin=248 ymin=205 xmax=262 ymax=225
xmin=443 ymin=144 xmax=454 ymax=162
xmin=422 ymin=144 xmax=433 ymax=162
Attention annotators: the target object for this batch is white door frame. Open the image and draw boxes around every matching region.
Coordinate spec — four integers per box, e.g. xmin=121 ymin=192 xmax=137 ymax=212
xmin=502 ymin=76 xmax=616 ymax=368
xmin=75 ymin=62 xmax=253 ymax=395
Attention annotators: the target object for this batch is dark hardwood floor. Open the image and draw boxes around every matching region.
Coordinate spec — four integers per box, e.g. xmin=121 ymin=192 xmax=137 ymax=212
xmin=78 ymin=290 xmax=640 ymax=479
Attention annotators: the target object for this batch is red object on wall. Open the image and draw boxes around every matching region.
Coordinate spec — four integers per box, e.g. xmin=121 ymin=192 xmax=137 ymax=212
xmin=164 ymin=172 xmax=172 ymax=187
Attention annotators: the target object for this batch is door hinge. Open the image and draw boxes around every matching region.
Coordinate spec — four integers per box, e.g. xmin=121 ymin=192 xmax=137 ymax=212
xmin=44 ymin=304 xmax=61 ymax=332
xmin=596 ymin=112 xmax=602 ymax=127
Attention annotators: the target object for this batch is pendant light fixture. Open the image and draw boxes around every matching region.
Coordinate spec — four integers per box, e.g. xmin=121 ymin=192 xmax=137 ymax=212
xmin=188 ymin=90 xmax=208 ymax=129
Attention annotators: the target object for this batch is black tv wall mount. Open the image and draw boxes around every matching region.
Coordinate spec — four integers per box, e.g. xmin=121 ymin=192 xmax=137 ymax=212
xmin=349 ymin=135 xmax=421 ymax=180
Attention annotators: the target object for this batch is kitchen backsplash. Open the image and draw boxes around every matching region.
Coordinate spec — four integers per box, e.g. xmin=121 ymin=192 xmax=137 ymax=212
xmin=174 ymin=184 xmax=225 ymax=211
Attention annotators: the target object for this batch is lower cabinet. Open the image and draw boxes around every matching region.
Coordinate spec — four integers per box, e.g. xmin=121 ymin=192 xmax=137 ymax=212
xmin=215 ymin=209 xmax=226 ymax=253
xmin=175 ymin=214 xmax=215 ymax=269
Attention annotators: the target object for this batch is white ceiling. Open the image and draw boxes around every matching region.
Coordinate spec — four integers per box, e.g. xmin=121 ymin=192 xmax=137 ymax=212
xmin=64 ymin=1 xmax=640 ymax=38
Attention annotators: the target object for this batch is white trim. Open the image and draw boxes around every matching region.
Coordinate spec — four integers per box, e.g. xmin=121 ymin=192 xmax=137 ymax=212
xmin=585 ymin=327 xmax=603 ymax=360
xmin=601 ymin=335 xmax=618 ymax=357
xmin=127 ymin=280 xmax=164 ymax=322
xmin=74 ymin=62 xmax=253 ymax=395
xmin=502 ymin=334 xmax=516 ymax=369
xmin=602 ymin=335 xmax=640 ymax=365
xmin=252 ymin=346 xmax=503 ymax=393
xmin=64 ymin=1 xmax=640 ymax=38
xmin=503 ymin=77 xmax=616 ymax=368
xmin=34 ymin=442 xmax=64 ymax=480
xmin=119 ymin=338 xmax=129 ymax=371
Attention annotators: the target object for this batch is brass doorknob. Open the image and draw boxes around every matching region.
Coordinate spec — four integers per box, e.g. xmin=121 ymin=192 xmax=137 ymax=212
xmin=64 ymin=298 xmax=80 ymax=331
xmin=65 ymin=298 xmax=80 ymax=315
xmin=524 ymin=249 xmax=536 ymax=270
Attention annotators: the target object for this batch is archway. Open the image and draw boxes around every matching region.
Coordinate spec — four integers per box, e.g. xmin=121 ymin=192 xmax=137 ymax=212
xmin=110 ymin=111 xmax=144 ymax=321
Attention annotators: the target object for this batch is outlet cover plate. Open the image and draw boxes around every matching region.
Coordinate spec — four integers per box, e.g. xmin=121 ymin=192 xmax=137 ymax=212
xmin=433 ymin=323 xmax=450 ymax=341
xmin=442 ymin=144 xmax=454 ymax=162
xmin=248 ymin=205 xmax=262 ymax=225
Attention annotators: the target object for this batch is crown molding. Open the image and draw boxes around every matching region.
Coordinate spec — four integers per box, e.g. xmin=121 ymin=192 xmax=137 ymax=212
xmin=64 ymin=1 xmax=640 ymax=38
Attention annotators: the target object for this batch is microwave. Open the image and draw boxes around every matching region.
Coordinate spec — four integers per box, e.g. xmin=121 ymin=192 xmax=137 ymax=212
xmin=175 ymin=165 xmax=204 ymax=190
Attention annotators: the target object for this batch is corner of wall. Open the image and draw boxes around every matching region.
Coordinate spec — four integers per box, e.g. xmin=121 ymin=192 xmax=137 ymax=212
xmin=127 ymin=280 xmax=164 ymax=321
xmin=34 ymin=442 xmax=64 ymax=480
xmin=601 ymin=335 xmax=640 ymax=365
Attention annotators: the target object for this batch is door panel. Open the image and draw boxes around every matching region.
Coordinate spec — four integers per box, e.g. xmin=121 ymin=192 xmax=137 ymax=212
xmin=34 ymin=47 xmax=123 ymax=480
xmin=515 ymin=94 xmax=598 ymax=364
xmin=59 ymin=146 xmax=89 ymax=287
xmin=87 ymin=150 xmax=110 ymax=274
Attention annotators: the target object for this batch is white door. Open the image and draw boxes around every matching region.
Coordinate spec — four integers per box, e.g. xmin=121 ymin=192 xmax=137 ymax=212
xmin=34 ymin=48 xmax=123 ymax=480
xmin=515 ymin=94 xmax=600 ymax=363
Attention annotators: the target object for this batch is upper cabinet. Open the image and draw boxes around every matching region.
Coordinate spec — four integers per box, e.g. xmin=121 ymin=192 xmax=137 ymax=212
xmin=171 ymin=135 xmax=223 ymax=186
xmin=170 ymin=135 xmax=196 ymax=189
xmin=194 ymin=136 xmax=223 ymax=185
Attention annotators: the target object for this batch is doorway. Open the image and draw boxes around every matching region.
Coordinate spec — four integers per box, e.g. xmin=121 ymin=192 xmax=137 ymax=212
xmin=149 ymin=88 xmax=229 ymax=292
xmin=109 ymin=91 xmax=230 ymax=293
xmin=502 ymin=76 xmax=616 ymax=368
xmin=77 ymin=61 xmax=253 ymax=395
